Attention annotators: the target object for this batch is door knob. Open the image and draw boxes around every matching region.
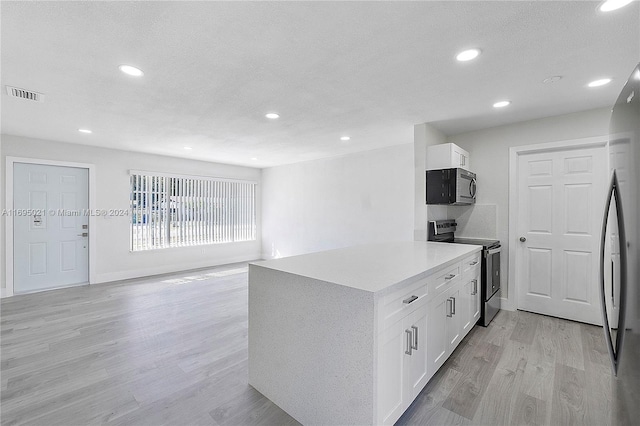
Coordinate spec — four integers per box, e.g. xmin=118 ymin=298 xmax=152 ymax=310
xmin=519 ymin=237 xmax=526 ymax=242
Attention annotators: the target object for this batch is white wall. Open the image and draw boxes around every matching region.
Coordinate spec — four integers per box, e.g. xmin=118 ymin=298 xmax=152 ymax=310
xmin=414 ymin=123 xmax=447 ymax=241
xmin=261 ymin=144 xmax=414 ymax=259
xmin=445 ymin=107 xmax=611 ymax=305
xmin=1 ymin=134 xmax=261 ymax=292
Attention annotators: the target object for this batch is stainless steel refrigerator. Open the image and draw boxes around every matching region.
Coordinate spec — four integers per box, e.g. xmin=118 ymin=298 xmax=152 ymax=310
xmin=600 ymin=62 xmax=640 ymax=424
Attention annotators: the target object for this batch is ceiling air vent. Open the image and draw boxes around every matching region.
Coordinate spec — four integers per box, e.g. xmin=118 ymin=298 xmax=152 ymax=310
xmin=6 ymin=86 xmax=45 ymax=102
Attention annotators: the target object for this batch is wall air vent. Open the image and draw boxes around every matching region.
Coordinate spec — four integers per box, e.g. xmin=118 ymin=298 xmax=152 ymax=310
xmin=5 ymin=86 xmax=45 ymax=102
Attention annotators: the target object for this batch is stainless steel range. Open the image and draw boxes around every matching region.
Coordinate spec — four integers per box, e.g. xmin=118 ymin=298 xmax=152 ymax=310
xmin=428 ymin=220 xmax=501 ymax=326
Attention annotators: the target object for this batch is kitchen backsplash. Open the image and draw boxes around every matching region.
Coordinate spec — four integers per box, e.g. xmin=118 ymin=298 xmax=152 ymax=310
xmin=423 ymin=204 xmax=497 ymax=240
xmin=426 ymin=205 xmax=449 ymax=222
xmin=447 ymin=204 xmax=497 ymax=239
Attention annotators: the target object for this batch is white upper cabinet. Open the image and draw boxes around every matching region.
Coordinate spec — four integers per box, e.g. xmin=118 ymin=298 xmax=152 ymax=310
xmin=426 ymin=143 xmax=470 ymax=171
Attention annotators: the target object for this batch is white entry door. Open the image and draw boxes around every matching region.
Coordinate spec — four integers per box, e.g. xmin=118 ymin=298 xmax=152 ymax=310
xmin=13 ymin=163 xmax=89 ymax=293
xmin=516 ymin=145 xmax=606 ymax=325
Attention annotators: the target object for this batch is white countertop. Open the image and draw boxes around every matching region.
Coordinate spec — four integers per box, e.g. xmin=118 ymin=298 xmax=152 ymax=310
xmin=251 ymin=241 xmax=481 ymax=293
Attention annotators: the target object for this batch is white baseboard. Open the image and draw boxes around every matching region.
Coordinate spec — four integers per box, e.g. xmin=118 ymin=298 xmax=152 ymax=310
xmin=0 ymin=253 xmax=262 ymax=298
xmin=500 ymin=296 xmax=516 ymax=311
xmin=93 ymin=252 xmax=262 ymax=285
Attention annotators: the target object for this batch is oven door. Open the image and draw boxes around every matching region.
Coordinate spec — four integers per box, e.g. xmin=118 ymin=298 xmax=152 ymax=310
xmin=484 ymin=246 xmax=501 ymax=300
xmin=454 ymin=169 xmax=476 ymax=205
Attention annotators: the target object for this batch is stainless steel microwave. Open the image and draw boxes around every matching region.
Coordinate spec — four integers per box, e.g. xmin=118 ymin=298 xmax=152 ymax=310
xmin=426 ymin=168 xmax=476 ymax=205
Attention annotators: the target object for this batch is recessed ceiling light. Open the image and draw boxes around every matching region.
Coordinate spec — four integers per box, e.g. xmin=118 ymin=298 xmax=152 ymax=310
xmin=493 ymin=100 xmax=511 ymax=108
xmin=265 ymin=113 xmax=280 ymax=119
xmin=542 ymin=76 xmax=562 ymax=84
xmin=456 ymin=49 xmax=481 ymax=62
xmin=119 ymin=65 xmax=144 ymax=77
xmin=340 ymin=136 xmax=351 ymax=141
xmin=588 ymin=78 xmax=612 ymax=88
xmin=184 ymin=146 xmax=193 ymax=150
xmin=78 ymin=128 xmax=92 ymax=134
xmin=598 ymin=0 xmax=634 ymax=12
xmin=251 ymin=157 xmax=258 ymax=161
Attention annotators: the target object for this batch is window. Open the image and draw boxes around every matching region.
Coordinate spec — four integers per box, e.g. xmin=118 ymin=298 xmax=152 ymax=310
xmin=130 ymin=172 xmax=256 ymax=251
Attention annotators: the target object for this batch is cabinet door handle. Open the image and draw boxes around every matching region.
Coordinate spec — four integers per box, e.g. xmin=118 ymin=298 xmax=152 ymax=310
xmin=446 ymin=298 xmax=453 ymax=317
xmin=403 ymin=295 xmax=419 ymax=305
xmin=411 ymin=325 xmax=418 ymax=350
xmin=471 ymin=279 xmax=478 ymax=295
xmin=405 ymin=329 xmax=413 ymax=355
xmin=452 ymin=297 xmax=456 ymax=315
xmin=445 ymin=274 xmax=456 ymax=280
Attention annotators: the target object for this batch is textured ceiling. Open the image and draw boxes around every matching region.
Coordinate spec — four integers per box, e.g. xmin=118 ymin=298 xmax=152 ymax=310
xmin=1 ymin=1 xmax=639 ymax=168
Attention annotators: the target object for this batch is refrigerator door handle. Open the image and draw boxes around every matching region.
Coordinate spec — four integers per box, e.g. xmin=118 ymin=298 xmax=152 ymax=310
xmin=611 ymin=259 xmax=615 ymax=306
xmin=599 ymin=169 xmax=628 ymax=376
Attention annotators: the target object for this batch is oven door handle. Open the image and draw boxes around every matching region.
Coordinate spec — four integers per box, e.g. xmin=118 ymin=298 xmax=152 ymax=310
xmin=486 ymin=247 xmax=501 ymax=256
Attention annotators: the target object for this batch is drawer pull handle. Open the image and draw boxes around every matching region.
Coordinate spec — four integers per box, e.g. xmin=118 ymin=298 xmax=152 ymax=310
xmin=411 ymin=325 xmax=418 ymax=350
xmin=405 ymin=329 xmax=413 ymax=355
xmin=445 ymin=274 xmax=456 ymax=280
xmin=470 ymin=261 xmax=478 ymax=266
xmin=403 ymin=295 xmax=419 ymax=304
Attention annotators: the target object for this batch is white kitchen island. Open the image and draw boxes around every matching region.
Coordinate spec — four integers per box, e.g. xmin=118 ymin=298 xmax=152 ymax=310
xmin=248 ymin=241 xmax=482 ymax=425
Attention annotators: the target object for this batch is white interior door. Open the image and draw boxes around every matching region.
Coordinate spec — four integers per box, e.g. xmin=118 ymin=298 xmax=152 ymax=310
xmin=516 ymin=146 xmax=606 ymax=325
xmin=13 ymin=163 xmax=89 ymax=293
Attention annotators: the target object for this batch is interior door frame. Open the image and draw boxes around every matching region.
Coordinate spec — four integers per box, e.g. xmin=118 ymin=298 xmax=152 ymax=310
xmin=507 ymin=136 xmax=608 ymax=312
xmin=4 ymin=157 xmax=97 ymax=297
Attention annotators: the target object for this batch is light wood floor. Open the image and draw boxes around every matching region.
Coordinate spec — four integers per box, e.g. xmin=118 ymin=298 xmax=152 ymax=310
xmin=1 ymin=265 xmax=615 ymax=425
xmin=398 ymin=304 xmax=616 ymax=426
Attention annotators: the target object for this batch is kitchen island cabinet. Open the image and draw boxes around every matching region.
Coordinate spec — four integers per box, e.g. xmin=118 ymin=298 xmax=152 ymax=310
xmin=248 ymin=241 xmax=481 ymax=425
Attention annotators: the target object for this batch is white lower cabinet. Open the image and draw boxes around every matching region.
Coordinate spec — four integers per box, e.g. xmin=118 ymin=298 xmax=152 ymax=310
xmin=378 ymin=301 xmax=428 ymax=425
xmin=377 ymin=250 xmax=482 ymax=425
xmin=469 ymin=277 xmax=481 ymax=326
xmin=426 ymin=288 xmax=450 ymax=378
xmin=446 ymin=287 xmax=462 ymax=350
xmin=378 ymin=318 xmax=408 ymax=424
xmin=461 ymin=258 xmax=482 ymax=335
xmin=405 ymin=305 xmax=429 ymax=399
xmin=426 ymin=282 xmax=461 ymax=378
xmin=461 ymin=278 xmax=475 ymax=334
